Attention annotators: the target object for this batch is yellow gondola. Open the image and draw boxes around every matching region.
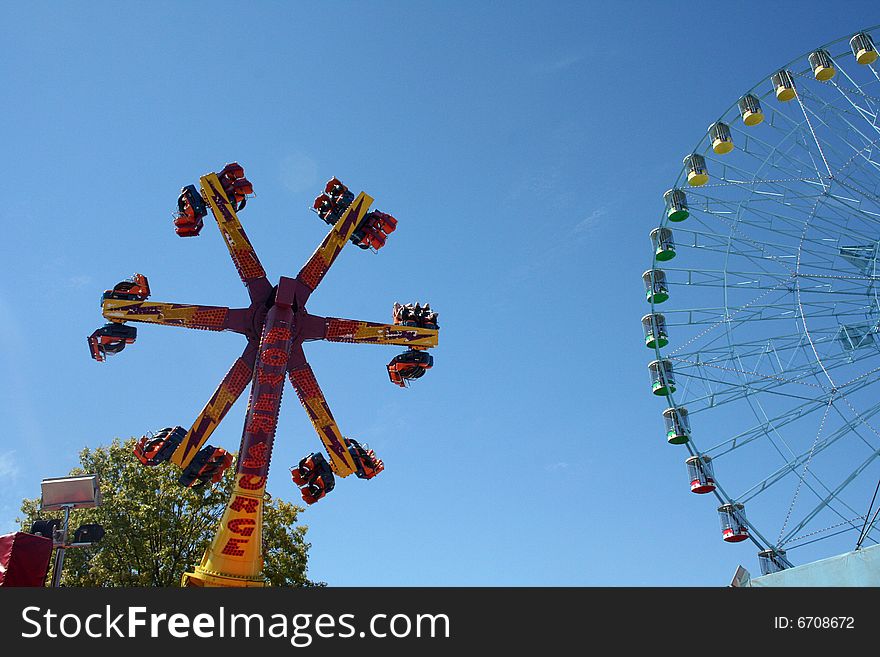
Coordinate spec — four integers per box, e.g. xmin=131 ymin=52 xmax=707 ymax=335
xmin=738 ymin=94 xmax=764 ymax=126
xmin=851 ymin=32 xmax=878 ymax=65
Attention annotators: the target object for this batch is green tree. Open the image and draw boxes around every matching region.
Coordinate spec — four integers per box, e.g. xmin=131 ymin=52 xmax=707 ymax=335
xmin=17 ymin=438 xmax=321 ymax=587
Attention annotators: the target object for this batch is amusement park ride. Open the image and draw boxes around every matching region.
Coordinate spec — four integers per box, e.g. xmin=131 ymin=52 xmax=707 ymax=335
xmin=643 ymin=29 xmax=880 ymax=582
xmin=87 ymin=162 xmax=439 ymax=586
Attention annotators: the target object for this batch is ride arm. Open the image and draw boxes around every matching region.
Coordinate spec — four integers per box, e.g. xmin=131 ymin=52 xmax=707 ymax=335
xmin=101 ymin=298 xmax=251 ymax=334
xmin=170 ymin=343 xmax=258 ymax=468
xmin=294 ymin=192 xmax=374 ymax=302
xmin=200 ymin=173 xmax=273 ymax=303
xmin=287 ymin=344 xmax=357 ymax=478
xmin=299 ymin=314 xmax=439 ymax=348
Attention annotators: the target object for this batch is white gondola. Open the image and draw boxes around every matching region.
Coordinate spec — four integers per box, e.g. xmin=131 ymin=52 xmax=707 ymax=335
xmin=649 ymin=359 xmax=676 ymax=396
xmin=643 ymin=269 xmax=669 ymax=304
xmin=758 ymin=548 xmax=788 ymax=575
xmin=683 ymin=153 xmax=708 ymax=187
xmin=642 ymin=313 xmax=668 ymax=349
xmin=771 ymin=69 xmax=797 ymax=102
xmin=808 ymin=48 xmax=835 ymax=81
xmin=685 ymin=455 xmax=715 ymax=493
xmin=738 ymin=93 xmax=764 ymax=126
xmin=718 ymin=503 xmax=749 ymax=542
xmin=663 ymin=407 xmax=689 ymax=445
xmin=851 ymin=32 xmax=878 ymax=65
xmin=650 ymin=227 xmax=676 ymax=261
xmin=708 ymin=121 xmax=734 ymax=154
xmin=663 ymin=188 xmax=689 ymax=222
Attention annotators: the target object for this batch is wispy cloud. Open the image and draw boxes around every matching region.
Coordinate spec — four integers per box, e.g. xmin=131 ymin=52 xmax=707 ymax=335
xmin=0 ymin=451 xmax=18 ymax=479
xmin=280 ymin=153 xmax=319 ymax=194
xmin=0 ymin=296 xmax=44 ymax=452
xmin=67 ymin=274 xmax=92 ymax=289
xmin=573 ymin=208 xmax=607 ymax=235
xmin=509 ymin=205 xmax=609 ymax=283
xmin=531 ymin=54 xmax=585 ymax=75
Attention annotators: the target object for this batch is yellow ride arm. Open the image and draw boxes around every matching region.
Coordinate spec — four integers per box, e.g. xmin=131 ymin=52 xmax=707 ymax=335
xmin=102 ymin=299 xmax=232 ymax=331
xmin=323 ymin=317 xmax=438 ymax=348
xmin=296 ymin=192 xmax=373 ymax=293
xmin=200 ymin=173 xmax=270 ymax=299
xmin=287 ymin=347 xmax=357 ymax=478
xmin=171 ymin=346 xmax=256 ymax=468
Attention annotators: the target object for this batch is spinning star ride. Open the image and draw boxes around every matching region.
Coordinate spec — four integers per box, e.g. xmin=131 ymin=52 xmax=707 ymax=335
xmin=644 ymin=28 xmax=880 ymax=577
xmin=88 ymin=163 xmax=439 ymax=586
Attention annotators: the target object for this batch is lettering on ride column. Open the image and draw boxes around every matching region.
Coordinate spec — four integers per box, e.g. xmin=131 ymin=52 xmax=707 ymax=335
xmin=246 ymin=414 xmax=276 ymax=434
xmin=229 ymin=496 xmax=259 ymax=513
xmin=260 ymin=348 xmax=288 ymax=366
xmin=228 ymin=519 xmax=256 ymax=536
xmin=257 ymin=370 xmax=284 ymax=385
xmin=220 ymin=538 xmax=248 ymax=557
xmin=242 ymin=443 xmax=268 ymax=469
xmin=253 ymin=393 xmax=279 ymax=412
xmin=239 ymin=474 xmax=266 ymax=490
xmin=223 ymin=319 xmax=290 ymax=558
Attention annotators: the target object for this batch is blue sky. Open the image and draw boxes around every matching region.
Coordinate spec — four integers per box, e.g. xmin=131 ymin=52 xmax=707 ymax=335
xmin=2 ymin=1 xmax=878 ymax=585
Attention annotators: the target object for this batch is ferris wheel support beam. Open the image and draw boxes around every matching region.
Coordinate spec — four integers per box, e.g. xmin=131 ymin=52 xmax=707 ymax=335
xmin=777 ymin=447 xmax=880 ymax=547
xmin=739 ymin=398 xmax=880 ymax=498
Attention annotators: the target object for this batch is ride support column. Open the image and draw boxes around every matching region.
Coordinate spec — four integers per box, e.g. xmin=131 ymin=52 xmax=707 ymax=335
xmin=182 ymin=277 xmax=297 ymax=587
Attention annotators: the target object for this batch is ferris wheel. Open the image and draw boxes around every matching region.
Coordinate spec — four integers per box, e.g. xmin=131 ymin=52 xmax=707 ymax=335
xmin=643 ymin=28 xmax=880 ymax=576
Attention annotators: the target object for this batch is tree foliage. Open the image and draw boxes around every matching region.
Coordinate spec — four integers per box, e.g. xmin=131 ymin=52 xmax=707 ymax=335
xmin=17 ymin=438 xmax=320 ymax=587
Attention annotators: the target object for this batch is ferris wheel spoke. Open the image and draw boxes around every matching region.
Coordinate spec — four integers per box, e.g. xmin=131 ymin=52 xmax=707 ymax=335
xmin=729 ymin=120 xmax=835 ymax=177
xmin=700 ymin=134 xmax=825 ymax=186
xmin=671 ymin=367 xmax=826 ymax=408
xmin=791 ymin=94 xmax=835 ymax=179
xmin=735 ymin=416 xmax=880 ymax=551
xmin=831 ymin=176 xmax=880 ymax=214
xmin=743 ymin=441 xmax=860 ymax=506
xmin=687 ymin=193 xmax=861 ymax=244
xmin=700 ymin=370 xmax=880 ymax=459
xmin=705 ymin=396 xmax=831 ymax=456
xmin=724 ymin=393 xmax=880 ymax=543
xmin=671 ymin=342 xmax=880 ymax=410
xmin=830 ymin=66 xmax=880 ymax=126
xmin=663 ymin=298 xmax=874 ymax=328
xmin=740 ymin=115 xmax=835 ymax=187
xmin=719 ymin=133 xmax=827 ymax=186
xmin=777 ymin=447 xmax=880 ymax=547
xmin=662 ymin=267 xmax=871 ymax=296
xmin=775 ymin=398 xmax=835 ymax=543
xmin=785 ymin=522 xmax=876 ymax=551
xmin=675 ymin=340 xmax=879 ymax=398
xmin=675 ymin=226 xmax=799 ymax=274
xmin=663 ymin=284 xmax=800 ymax=353
xmin=800 ymin=89 xmax=880 ymax=157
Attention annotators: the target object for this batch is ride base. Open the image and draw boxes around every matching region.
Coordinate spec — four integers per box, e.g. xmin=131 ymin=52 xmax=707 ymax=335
xmin=182 ymin=478 xmax=267 ymax=587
